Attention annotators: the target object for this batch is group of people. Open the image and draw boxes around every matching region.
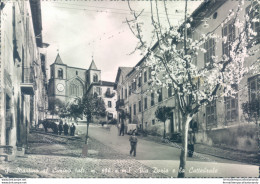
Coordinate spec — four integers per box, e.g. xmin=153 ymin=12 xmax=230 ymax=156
xmin=58 ymin=120 xmax=76 ymax=136
xmin=41 ymin=119 xmax=76 ymax=136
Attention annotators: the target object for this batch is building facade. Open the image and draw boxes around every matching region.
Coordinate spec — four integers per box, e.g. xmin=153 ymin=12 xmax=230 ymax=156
xmin=86 ymin=80 xmax=117 ymax=122
xmin=48 ymin=54 xmax=87 ymax=104
xmin=115 ymin=1 xmax=259 ymax=152
xmin=48 ymin=57 xmax=117 ymax=122
xmin=0 ymin=0 xmax=48 ymax=160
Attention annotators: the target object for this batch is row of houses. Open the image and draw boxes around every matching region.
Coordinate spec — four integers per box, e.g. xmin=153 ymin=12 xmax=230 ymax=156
xmin=0 ymin=0 xmax=48 ymax=160
xmin=115 ymin=1 xmax=259 ymax=152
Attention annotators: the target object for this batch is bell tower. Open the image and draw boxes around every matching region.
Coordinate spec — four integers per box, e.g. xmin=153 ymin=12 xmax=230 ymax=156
xmin=48 ymin=53 xmax=67 ymax=103
xmin=86 ymin=56 xmax=101 ymax=88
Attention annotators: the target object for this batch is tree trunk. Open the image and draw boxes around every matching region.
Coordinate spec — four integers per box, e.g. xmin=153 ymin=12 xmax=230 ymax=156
xmin=256 ymin=118 xmax=259 ymax=157
xmin=163 ymin=121 xmax=166 ymax=139
xmin=177 ymin=114 xmax=192 ymax=178
xmin=85 ymin=122 xmax=89 ymax=144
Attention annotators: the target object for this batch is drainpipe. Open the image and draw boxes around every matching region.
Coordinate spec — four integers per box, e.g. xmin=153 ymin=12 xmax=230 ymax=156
xmin=141 ymin=76 xmax=144 ymax=131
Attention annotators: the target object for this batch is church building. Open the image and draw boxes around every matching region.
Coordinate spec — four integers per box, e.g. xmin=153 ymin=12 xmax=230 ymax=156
xmin=48 ymin=53 xmax=117 ymax=121
xmin=48 ymin=54 xmax=89 ymax=103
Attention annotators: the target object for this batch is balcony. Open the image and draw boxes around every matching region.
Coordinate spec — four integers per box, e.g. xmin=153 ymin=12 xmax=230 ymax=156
xmin=20 ymin=67 xmax=35 ymax=95
xmin=116 ymin=99 xmax=124 ymax=111
xmin=105 ymin=91 xmax=115 ymax=98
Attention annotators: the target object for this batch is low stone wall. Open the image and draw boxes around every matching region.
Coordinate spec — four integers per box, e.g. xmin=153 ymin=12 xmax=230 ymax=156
xmin=146 ymin=124 xmax=164 ymax=137
xmin=196 ymin=123 xmax=258 ymax=152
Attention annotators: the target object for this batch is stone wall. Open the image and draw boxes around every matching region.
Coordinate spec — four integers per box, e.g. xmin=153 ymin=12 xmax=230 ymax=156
xmin=196 ymin=123 xmax=258 ymax=152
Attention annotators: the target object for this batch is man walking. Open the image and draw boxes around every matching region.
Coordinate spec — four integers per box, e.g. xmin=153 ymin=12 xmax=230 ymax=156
xmin=119 ymin=122 xmax=125 ymax=136
xmin=129 ymin=132 xmax=138 ymax=157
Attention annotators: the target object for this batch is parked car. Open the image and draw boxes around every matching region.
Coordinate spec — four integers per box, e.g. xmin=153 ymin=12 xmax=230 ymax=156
xmin=127 ymin=124 xmax=138 ymax=135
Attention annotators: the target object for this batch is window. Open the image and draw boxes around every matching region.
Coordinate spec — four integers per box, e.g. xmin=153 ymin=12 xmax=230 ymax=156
xmin=206 ymin=100 xmax=217 ymax=128
xmin=76 ymin=71 xmax=78 ymax=75
xmin=144 ymin=97 xmax=147 ymax=110
xmin=58 ymin=68 xmax=63 ymax=79
xmin=144 ymin=71 xmax=147 ymax=83
xmin=134 ymin=104 xmax=136 ymax=115
xmin=151 ymin=93 xmax=154 ymax=106
xmin=152 ymin=119 xmax=155 ymax=125
xmin=168 ymin=84 xmax=173 ymax=98
xmin=248 ymin=75 xmax=260 ymax=103
xmin=70 ymin=84 xmax=81 ymax=96
xmin=132 ymin=81 xmax=136 ymax=91
xmin=158 ymin=88 xmax=163 ymax=102
xmin=138 ymin=100 xmax=141 ymax=112
xmin=149 ymin=68 xmax=152 ymax=79
xmin=108 ymin=101 xmax=112 ymax=108
xmin=51 ymin=69 xmax=54 ymax=78
xmin=204 ymin=38 xmax=215 ymax=65
xmin=107 ymin=87 xmax=111 ymax=94
xmin=107 ymin=113 xmax=113 ymax=120
xmin=138 ymin=76 xmax=142 ymax=87
xmin=93 ymin=74 xmax=98 ymax=82
xmin=246 ymin=2 xmax=260 ymax=42
xmin=129 ymin=86 xmax=131 ymax=96
xmin=125 ymin=89 xmax=127 ymax=99
xmin=96 ymin=87 xmax=101 ymax=95
xmin=225 ymin=84 xmax=238 ymax=123
xmin=121 ymin=88 xmax=123 ymax=99
xmin=222 ymin=20 xmax=235 ymax=56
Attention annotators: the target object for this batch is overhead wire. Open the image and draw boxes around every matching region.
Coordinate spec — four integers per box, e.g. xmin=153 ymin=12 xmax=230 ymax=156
xmin=51 ymin=1 xmax=185 ymax=17
xmin=51 ymin=5 xmax=185 ymax=20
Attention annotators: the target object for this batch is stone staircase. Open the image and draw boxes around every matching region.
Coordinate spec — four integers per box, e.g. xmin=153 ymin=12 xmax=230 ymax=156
xmin=0 ymin=145 xmax=25 ymax=161
xmin=0 ymin=145 xmax=14 ymax=161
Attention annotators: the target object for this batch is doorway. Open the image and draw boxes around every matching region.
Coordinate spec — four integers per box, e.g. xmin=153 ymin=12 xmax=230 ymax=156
xmin=170 ymin=112 xmax=174 ymax=134
xmin=5 ymin=95 xmax=11 ymax=145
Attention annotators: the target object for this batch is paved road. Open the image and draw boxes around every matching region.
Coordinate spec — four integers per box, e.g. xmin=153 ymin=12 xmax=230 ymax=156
xmin=75 ymin=124 xmax=259 ymax=177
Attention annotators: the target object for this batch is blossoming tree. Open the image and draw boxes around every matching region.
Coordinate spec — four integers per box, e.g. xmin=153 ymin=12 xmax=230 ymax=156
xmin=82 ymin=93 xmax=106 ymax=143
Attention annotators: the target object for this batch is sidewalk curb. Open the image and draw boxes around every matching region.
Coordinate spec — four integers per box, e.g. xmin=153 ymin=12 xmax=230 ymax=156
xmin=30 ymin=129 xmax=81 ymax=140
xmin=136 ymin=134 xmax=259 ymax=166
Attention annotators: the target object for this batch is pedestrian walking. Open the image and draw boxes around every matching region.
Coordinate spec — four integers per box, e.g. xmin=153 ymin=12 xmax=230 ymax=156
xmin=188 ymin=128 xmax=196 ymax=157
xmin=129 ymin=131 xmax=138 ymax=157
xmin=58 ymin=120 xmax=63 ymax=135
xmin=70 ymin=123 xmax=76 ymax=136
xmin=119 ymin=122 xmax=125 ymax=136
xmin=63 ymin=122 xmax=69 ymax=136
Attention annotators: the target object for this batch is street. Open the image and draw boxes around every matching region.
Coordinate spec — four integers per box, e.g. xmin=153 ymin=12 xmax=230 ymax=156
xmin=1 ymin=0 xmax=259 ymax=182
xmin=0 ymin=130 xmax=167 ymax=178
xmin=0 ymin=124 xmax=258 ymax=178
xmin=76 ymin=124 xmax=259 ymax=178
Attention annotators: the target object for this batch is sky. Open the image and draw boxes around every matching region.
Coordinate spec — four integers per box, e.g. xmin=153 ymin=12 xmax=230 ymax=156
xmin=41 ymin=1 xmax=202 ymax=82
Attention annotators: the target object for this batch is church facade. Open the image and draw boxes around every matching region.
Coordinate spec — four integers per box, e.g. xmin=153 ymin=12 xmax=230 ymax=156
xmin=48 ymin=53 xmax=117 ymax=121
xmin=48 ymin=54 xmax=89 ymax=103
